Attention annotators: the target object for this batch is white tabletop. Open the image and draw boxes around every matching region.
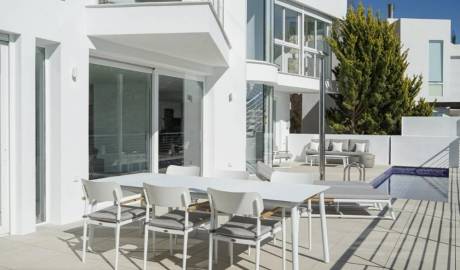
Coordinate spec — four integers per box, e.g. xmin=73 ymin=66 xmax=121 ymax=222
xmin=99 ymin=173 xmax=329 ymax=208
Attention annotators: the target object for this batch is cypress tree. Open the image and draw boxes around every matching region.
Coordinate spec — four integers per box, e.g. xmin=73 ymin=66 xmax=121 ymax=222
xmin=327 ymin=4 xmax=433 ymax=135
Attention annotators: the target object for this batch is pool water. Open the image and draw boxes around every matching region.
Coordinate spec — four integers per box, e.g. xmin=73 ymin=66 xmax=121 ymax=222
xmin=372 ymin=167 xmax=449 ymax=202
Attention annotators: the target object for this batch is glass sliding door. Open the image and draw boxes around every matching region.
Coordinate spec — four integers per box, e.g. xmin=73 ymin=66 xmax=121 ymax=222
xmin=246 ymin=83 xmax=273 ymax=173
xmin=35 ymin=47 xmax=46 ymax=224
xmin=89 ymin=63 xmax=152 ymax=179
xmin=158 ymin=75 xmax=203 ymax=173
xmin=0 ymin=40 xmax=9 ymax=234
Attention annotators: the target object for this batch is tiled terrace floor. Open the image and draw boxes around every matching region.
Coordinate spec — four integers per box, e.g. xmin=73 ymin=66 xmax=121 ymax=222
xmin=0 ymin=168 xmax=458 ymax=270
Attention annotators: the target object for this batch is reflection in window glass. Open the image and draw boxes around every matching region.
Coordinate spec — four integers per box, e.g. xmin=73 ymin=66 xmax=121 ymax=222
xmin=247 ymin=0 xmax=266 ymax=60
xmin=284 ymin=47 xmax=299 ymax=74
xmin=317 ymin=21 xmax=326 ymax=52
xmin=429 ymin=41 xmax=443 ymax=82
xmin=274 ymin=5 xmax=283 ymax=40
xmin=285 ymin=9 xmax=298 ymax=44
xmin=305 ymin=52 xmax=315 ymax=77
xmin=274 ymin=44 xmax=282 ymax=70
xmin=89 ymin=64 xmax=152 ymax=179
xmin=158 ymin=75 xmax=203 ymax=172
xmin=305 ymin=16 xmax=315 ymax=48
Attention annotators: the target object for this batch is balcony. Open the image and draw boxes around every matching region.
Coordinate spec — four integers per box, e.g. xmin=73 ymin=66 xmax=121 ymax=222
xmin=86 ymin=0 xmax=230 ymax=68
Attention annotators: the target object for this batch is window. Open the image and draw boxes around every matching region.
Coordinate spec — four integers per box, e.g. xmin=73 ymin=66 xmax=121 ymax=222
xmin=246 ymin=84 xmax=273 ymax=172
xmin=273 ymin=4 xmax=331 ymax=78
xmin=429 ymin=41 xmax=443 ymax=96
xmin=274 ymin=5 xmax=283 ymax=40
xmin=273 ymin=5 xmax=301 ymax=75
xmin=304 ymin=16 xmax=315 ymax=48
xmin=247 ymin=0 xmax=266 ymax=60
xmin=284 ymin=9 xmax=299 ymax=44
xmin=158 ymin=75 xmax=203 ymax=173
xmin=89 ymin=63 xmax=152 ymax=179
xmin=35 ymin=47 xmax=46 ymax=223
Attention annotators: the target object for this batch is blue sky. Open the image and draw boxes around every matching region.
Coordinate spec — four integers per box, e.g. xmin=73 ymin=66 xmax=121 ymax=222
xmin=350 ymin=0 xmax=459 ymax=43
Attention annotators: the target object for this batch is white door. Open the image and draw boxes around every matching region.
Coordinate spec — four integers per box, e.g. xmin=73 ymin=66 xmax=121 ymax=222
xmin=0 ymin=41 xmax=10 ymax=235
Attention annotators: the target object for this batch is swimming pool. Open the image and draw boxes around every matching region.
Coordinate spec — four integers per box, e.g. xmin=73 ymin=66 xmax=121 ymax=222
xmin=371 ymin=166 xmax=449 ymax=202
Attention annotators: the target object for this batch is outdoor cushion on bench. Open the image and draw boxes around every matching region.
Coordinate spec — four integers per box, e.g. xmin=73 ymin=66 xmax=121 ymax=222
xmin=149 ymin=209 xmax=210 ymax=230
xmin=87 ymin=205 xmax=145 ymax=223
xmin=214 ymin=216 xmax=281 ymax=240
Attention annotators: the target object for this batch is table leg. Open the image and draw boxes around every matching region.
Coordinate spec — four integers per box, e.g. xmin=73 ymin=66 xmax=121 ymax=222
xmin=290 ymin=206 xmax=299 ymax=270
xmin=319 ymin=192 xmax=330 ymax=263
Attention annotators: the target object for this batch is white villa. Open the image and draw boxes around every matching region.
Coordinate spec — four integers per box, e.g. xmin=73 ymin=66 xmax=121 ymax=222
xmin=0 ymin=0 xmax=347 ymax=236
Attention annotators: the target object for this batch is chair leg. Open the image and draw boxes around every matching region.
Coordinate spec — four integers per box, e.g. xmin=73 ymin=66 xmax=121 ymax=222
xmin=143 ymin=227 xmax=149 ymax=270
xmin=82 ymin=219 xmax=88 ymax=263
xmin=114 ymin=224 xmax=121 ymax=270
xmin=229 ymin=242 xmax=233 ymax=266
xmin=208 ymin=234 xmax=213 ymax=270
xmin=88 ymin=224 xmax=95 ymax=252
xmin=214 ymin=239 xmax=218 ymax=263
xmin=388 ymin=200 xmax=396 ymax=220
xmin=308 ymin=199 xmax=312 ymax=250
xmin=182 ymin=232 xmax=188 ymax=270
xmin=255 ymin=241 xmax=260 ymax=270
xmin=247 ymin=246 xmax=251 ymax=256
xmin=151 ymin=231 xmax=156 ymax=257
xmin=169 ymin=234 xmax=173 ymax=256
xmin=282 ymin=208 xmax=286 ymax=270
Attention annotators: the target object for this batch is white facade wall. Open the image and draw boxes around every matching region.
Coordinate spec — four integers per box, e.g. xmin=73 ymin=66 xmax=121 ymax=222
xmin=402 ymin=117 xmax=460 ymax=137
xmin=0 ymin=0 xmax=347 ymax=235
xmin=397 ymin=18 xmax=460 ymax=103
xmin=391 ymin=136 xmax=459 ymax=168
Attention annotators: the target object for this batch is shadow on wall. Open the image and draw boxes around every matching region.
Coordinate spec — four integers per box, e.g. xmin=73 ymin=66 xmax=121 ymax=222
xmin=420 ymin=138 xmax=460 ymax=168
xmin=301 ymin=94 xmax=335 ymax=134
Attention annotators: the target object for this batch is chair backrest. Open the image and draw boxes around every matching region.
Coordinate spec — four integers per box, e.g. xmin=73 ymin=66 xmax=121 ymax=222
xmin=270 ymin=171 xmax=318 ymax=185
xmin=81 ymin=179 xmax=123 ymax=204
xmin=143 ymin=183 xmax=191 ymax=208
xmin=166 ymin=165 xmax=200 ymax=176
xmin=255 ymin=161 xmax=273 ymax=181
xmin=213 ymin=170 xmax=250 ymax=180
xmin=207 ymin=188 xmax=263 ymax=217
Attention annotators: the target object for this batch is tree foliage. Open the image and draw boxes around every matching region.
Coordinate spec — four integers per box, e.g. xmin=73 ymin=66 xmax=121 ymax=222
xmin=327 ymin=4 xmax=433 ymax=135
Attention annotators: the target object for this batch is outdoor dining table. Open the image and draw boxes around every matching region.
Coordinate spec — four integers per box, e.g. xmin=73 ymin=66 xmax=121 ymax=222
xmin=100 ymin=173 xmax=330 ymax=270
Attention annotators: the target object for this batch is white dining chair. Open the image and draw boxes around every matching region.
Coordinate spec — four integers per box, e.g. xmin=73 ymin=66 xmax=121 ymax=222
xmin=81 ymin=179 xmax=146 ymax=270
xmin=213 ymin=169 xmax=250 ymax=180
xmin=270 ymin=171 xmax=318 ymax=250
xmin=207 ymin=188 xmax=285 ymax=270
xmin=142 ymin=183 xmax=210 ymax=270
xmin=166 ymin=165 xmax=200 ymax=176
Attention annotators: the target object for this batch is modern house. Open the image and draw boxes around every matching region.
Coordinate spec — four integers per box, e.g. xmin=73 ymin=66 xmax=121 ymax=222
xmin=300 ymin=7 xmax=460 ymax=133
xmin=0 ymin=0 xmax=346 ymax=236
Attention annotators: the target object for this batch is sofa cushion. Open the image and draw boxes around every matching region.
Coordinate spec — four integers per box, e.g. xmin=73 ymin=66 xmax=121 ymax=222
xmin=349 ymin=139 xmax=370 ymax=152
xmin=329 ymin=139 xmax=349 ymax=151
xmin=311 ymin=139 xmax=330 ymax=151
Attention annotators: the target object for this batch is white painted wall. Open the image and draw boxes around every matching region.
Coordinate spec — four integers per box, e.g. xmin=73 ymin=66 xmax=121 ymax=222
xmin=274 ymin=92 xmax=290 ymax=151
xmin=402 ymin=117 xmax=460 ymax=137
xmin=0 ymin=0 xmax=89 ymax=234
xmin=288 ymin=134 xmax=391 ymax=165
xmin=391 ymin=136 xmax=459 ymax=168
xmin=397 ymin=18 xmax=459 ymax=103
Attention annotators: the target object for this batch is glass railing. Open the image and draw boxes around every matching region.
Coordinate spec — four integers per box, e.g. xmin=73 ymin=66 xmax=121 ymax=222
xmin=94 ymin=0 xmax=224 ymax=24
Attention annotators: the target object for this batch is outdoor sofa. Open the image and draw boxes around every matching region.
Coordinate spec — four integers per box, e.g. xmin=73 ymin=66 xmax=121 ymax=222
xmin=305 ymin=139 xmax=376 ymax=168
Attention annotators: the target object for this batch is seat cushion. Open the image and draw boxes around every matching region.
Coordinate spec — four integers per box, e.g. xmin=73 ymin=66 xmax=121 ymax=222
xmin=149 ymin=210 xmax=210 ymax=230
xmin=88 ymin=205 xmax=145 ymax=223
xmin=214 ymin=216 xmax=281 ymax=240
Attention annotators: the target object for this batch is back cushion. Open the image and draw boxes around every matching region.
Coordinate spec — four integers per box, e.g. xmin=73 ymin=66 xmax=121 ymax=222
xmin=311 ymin=139 xmax=331 ymax=151
xmin=349 ymin=139 xmax=369 ymax=152
xmin=329 ymin=139 xmax=349 ymax=151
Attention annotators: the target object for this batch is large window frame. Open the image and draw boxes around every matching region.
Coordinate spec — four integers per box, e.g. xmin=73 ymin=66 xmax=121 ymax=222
xmin=89 ymin=58 xmax=205 ymax=178
xmin=274 ymin=1 xmax=332 ymax=79
xmin=428 ymin=40 xmax=444 ymax=96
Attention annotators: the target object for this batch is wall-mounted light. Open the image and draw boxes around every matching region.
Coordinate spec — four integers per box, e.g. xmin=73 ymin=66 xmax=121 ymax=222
xmin=187 ymin=94 xmax=193 ymax=103
xmin=72 ymin=67 xmax=78 ymax=82
xmin=228 ymin=93 xmax=233 ymax=103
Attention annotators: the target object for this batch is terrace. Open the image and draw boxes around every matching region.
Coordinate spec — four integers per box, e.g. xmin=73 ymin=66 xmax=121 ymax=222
xmin=0 ymin=166 xmax=457 ymax=269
